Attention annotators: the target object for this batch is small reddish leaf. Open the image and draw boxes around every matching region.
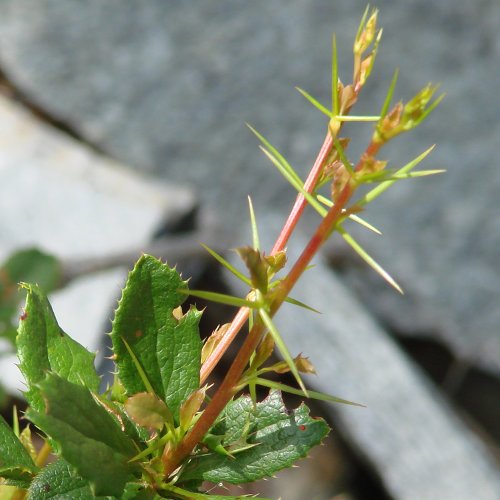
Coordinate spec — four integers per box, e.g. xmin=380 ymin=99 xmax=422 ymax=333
xmin=124 ymin=392 xmax=173 ymax=431
xmin=201 ymin=324 xmax=230 ymax=364
xmin=179 ymin=387 xmax=207 ymax=431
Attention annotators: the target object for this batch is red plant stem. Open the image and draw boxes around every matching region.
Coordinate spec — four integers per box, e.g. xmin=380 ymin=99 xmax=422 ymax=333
xmin=199 ymin=307 xmax=248 ymax=384
xmin=200 ymin=132 xmax=334 ymax=385
xmin=271 ymin=132 xmax=334 ymax=254
xmin=163 ymin=319 xmax=266 ymax=475
xmin=163 ymin=141 xmax=371 ymax=476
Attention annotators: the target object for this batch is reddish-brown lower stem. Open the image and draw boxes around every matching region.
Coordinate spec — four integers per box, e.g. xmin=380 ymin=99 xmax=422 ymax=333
xmin=163 ymin=320 xmax=266 ymax=475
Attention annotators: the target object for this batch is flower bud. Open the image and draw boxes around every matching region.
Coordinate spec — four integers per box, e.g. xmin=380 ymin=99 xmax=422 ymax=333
xmin=236 ymin=246 xmax=269 ymax=293
xmin=294 ymin=354 xmax=317 ymax=375
xmin=401 ymin=84 xmax=439 ymax=131
xmin=331 ymin=161 xmax=351 ymax=202
xmin=264 ymin=250 xmax=287 ymax=274
xmin=354 ymin=10 xmax=378 ymax=55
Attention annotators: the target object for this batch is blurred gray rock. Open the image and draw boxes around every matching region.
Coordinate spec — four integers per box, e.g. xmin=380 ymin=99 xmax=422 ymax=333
xmin=0 ymin=0 xmax=498 ymax=378
xmin=1 ymin=0 xmax=486 ymax=216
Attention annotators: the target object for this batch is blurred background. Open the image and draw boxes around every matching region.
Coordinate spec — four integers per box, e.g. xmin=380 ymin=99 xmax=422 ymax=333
xmin=0 ymin=1 xmax=499 ymax=499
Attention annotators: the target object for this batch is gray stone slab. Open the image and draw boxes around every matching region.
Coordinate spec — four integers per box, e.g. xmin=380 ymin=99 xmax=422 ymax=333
xmin=0 ymin=0 xmax=499 ymax=439
xmin=0 ymin=94 xmax=195 ymax=393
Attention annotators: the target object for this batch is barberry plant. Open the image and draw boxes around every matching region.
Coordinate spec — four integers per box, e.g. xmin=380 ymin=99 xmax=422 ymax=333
xmin=0 ymin=8 xmax=443 ymax=499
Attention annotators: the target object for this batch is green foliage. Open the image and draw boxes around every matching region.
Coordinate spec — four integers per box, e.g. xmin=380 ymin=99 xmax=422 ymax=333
xmin=0 ymin=9 xmax=442 ymax=499
xmin=0 ymin=415 xmax=37 ymax=485
xmin=110 ymin=255 xmax=203 ymax=421
xmin=17 ymin=283 xmax=99 ymax=412
xmin=180 ymin=390 xmax=329 ymax=485
xmin=26 ymin=374 xmax=137 ymax=497
xmin=27 ymin=459 xmax=156 ymax=500
xmin=3 ymin=257 xmax=329 ymax=498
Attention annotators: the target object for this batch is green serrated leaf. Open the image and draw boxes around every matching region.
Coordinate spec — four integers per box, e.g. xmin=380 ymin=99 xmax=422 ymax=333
xmin=0 ymin=248 xmax=62 ymax=353
xmin=0 ymin=414 xmax=37 ymax=483
xmin=27 ymin=458 xmax=155 ymax=500
xmin=27 ymin=458 xmax=114 ymax=499
xmin=111 ymin=255 xmax=202 ymax=419
xmin=180 ymin=390 xmax=329 ymax=485
xmin=158 ymin=305 xmax=203 ymax=421
xmin=16 ymin=284 xmax=99 ymax=412
xmin=104 ymin=400 xmax=151 ymax=445
xmin=111 ymin=254 xmax=184 ymax=396
xmin=124 ymin=392 xmax=173 ymax=432
xmin=32 ymin=374 xmax=136 ymax=456
xmin=26 ymin=374 xmax=137 ymax=497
